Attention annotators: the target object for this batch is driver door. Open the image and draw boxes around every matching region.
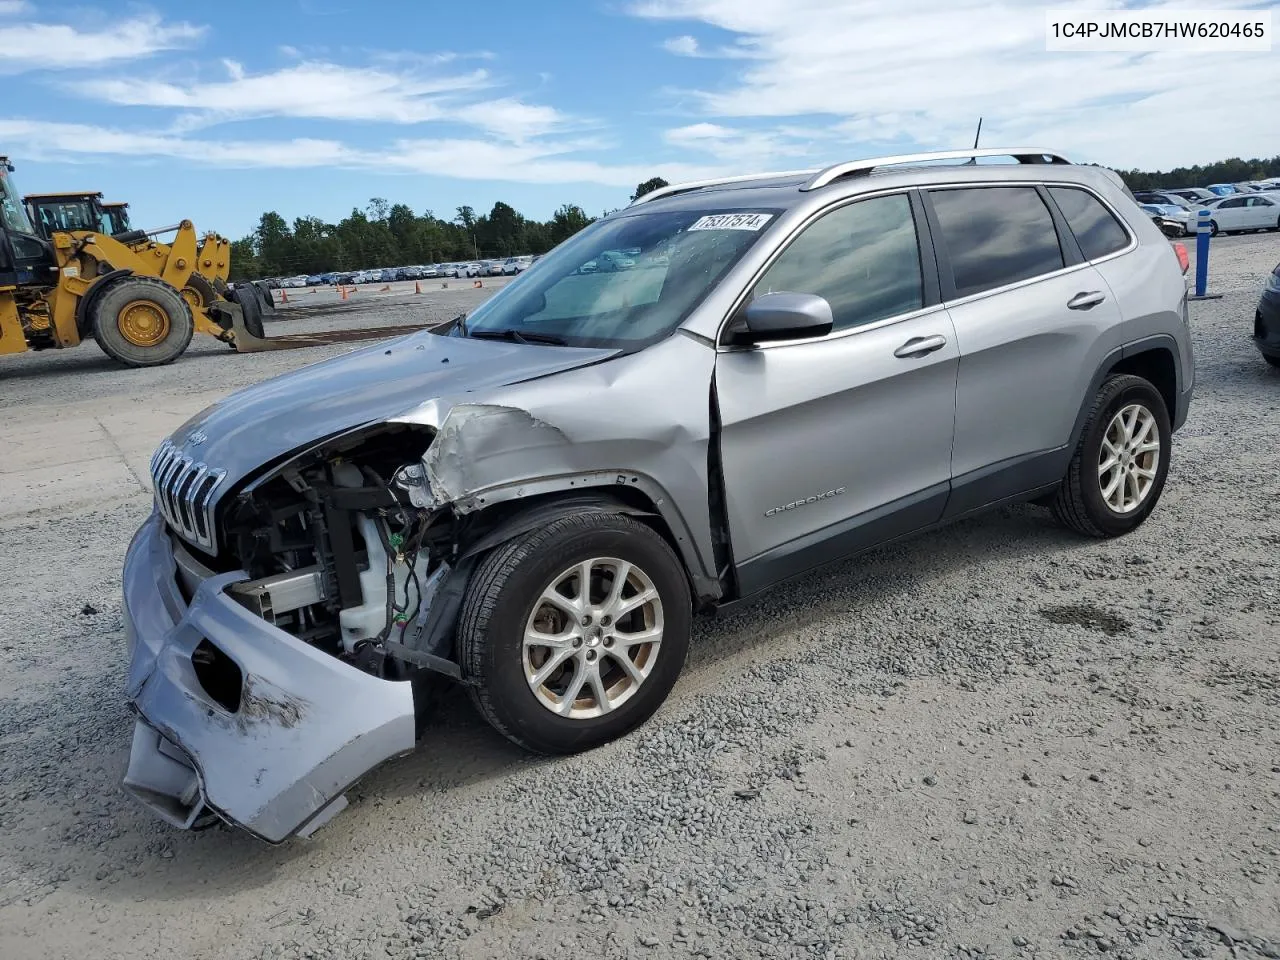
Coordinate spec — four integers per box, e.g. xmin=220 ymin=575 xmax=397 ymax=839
xmin=714 ymin=192 xmax=958 ymax=597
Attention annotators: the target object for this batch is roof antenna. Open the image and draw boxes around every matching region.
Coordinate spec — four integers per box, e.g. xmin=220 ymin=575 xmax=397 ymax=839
xmin=961 ymin=117 xmax=983 ymax=165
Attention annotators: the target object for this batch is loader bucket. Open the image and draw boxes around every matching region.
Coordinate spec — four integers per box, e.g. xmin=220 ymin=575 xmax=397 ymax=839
xmin=211 ymin=285 xmax=444 ymax=353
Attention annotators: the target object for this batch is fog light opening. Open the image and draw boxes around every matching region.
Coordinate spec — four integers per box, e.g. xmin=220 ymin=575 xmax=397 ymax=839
xmin=192 ymin=639 xmax=243 ymax=713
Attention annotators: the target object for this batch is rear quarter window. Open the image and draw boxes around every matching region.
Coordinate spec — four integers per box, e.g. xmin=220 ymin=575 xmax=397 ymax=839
xmin=1048 ymin=186 xmax=1131 ymax=261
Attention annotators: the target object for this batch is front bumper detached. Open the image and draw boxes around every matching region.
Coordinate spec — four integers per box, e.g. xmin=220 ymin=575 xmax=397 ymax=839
xmin=121 ymin=513 xmax=416 ymax=843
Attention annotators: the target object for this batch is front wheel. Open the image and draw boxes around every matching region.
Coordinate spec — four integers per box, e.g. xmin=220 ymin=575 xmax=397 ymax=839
xmin=458 ymin=512 xmax=692 ymax=754
xmin=1051 ymin=374 xmax=1172 ymax=537
xmin=90 ymin=276 xmax=195 ymax=367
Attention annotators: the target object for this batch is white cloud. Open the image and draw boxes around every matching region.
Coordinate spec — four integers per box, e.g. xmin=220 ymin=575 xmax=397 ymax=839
xmin=664 ymin=121 xmax=825 ymax=169
xmin=661 ymin=33 xmax=759 ymax=58
xmin=80 ymin=59 xmax=582 ymax=143
xmin=0 ymin=1 xmax=30 ymax=14
xmin=635 ymin=0 xmax=1279 ymax=169
xmin=663 ymin=35 xmax=701 ymax=55
xmin=0 ymin=13 xmax=203 ymax=70
xmin=87 ymin=61 xmax=490 ymax=125
xmin=0 ymin=118 xmax=719 ymax=187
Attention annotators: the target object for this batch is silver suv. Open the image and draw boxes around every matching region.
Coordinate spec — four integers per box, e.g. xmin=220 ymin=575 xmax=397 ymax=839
xmin=122 ymin=148 xmax=1194 ymax=841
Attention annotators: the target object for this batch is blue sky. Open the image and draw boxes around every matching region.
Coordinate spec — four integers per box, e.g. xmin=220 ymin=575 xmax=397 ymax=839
xmin=1 ymin=0 xmax=1275 ymax=240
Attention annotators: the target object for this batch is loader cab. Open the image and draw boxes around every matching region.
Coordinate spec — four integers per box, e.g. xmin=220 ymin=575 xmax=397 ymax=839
xmin=102 ymin=202 xmax=131 ymax=236
xmin=0 ymin=158 xmax=55 ymax=288
xmin=22 ymin=191 xmax=109 ymax=241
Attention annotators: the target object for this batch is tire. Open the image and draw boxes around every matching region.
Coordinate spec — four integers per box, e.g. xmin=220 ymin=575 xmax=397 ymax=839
xmin=182 ymin=272 xmax=216 ymax=311
xmin=458 ymin=512 xmax=692 ymax=754
xmin=1051 ymin=374 xmax=1171 ymax=538
xmin=90 ymin=276 xmax=194 ymax=367
xmin=1209 ymin=220 xmax=1219 ymax=237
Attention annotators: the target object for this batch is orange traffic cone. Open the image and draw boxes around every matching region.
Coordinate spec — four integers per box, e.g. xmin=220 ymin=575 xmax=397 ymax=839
xmin=280 ymin=288 xmax=289 ymax=303
xmin=380 ymin=284 xmax=391 ymax=292
xmin=473 ymin=279 xmax=483 ymax=288
xmin=414 ymin=281 xmax=421 ymax=294
xmin=340 ymin=286 xmax=348 ymax=300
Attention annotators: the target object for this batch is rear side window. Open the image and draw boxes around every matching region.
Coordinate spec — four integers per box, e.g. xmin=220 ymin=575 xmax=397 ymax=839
xmin=1049 ymin=187 xmax=1130 ymax=260
xmin=753 ymin=193 xmax=923 ymax=333
xmin=929 ymin=187 xmax=1064 ymax=299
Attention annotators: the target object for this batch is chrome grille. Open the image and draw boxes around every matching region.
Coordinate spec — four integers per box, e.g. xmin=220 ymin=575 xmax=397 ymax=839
xmin=149 ymin=439 xmax=226 ymax=552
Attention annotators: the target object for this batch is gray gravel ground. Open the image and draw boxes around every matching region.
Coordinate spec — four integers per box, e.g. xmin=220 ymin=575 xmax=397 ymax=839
xmin=1 ymin=238 xmax=1278 ymax=959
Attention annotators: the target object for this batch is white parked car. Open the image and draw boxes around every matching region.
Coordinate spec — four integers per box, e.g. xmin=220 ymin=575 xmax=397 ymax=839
xmin=1203 ymin=194 xmax=1280 ymax=234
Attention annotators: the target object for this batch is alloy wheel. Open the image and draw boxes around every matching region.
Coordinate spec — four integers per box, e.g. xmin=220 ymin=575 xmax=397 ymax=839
xmin=1097 ymin=403 xmax=1160 ymax=514
xmin=523 ymin=557 xmax=664 ymax=719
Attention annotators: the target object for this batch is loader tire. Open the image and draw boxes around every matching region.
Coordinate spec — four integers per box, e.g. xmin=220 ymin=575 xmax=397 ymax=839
xmin=91 ymin=277 xmax=195 ymax=367
xmin=181 ymin=272 xmax=217 ymax=312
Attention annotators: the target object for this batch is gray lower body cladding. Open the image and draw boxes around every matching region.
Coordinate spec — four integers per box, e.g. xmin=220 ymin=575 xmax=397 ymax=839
xmin=121 ymin=512 xmax=416 ymax=843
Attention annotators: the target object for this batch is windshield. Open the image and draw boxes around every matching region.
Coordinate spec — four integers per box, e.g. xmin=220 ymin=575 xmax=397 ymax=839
xmin=0 ymin=168 xmax=36 ymax=235
xmin=457 ymin=207 xmax=781 ymax=348
xmin=31 ymin=198 xmax=103 ymax=236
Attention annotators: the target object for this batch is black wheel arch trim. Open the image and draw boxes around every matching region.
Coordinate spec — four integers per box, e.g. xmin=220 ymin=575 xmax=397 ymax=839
xmin=452 ymin=477 xmax=721 ymax=602
xmin=74 ymin=268 xmax=134 ymax=335
xmin=1068 ymin=334 xmax=1186 ymax=452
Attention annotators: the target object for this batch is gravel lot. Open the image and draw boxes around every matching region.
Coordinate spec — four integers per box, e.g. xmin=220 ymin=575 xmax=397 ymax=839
xmin=1 ymin=238 xmax=1277 ymax=960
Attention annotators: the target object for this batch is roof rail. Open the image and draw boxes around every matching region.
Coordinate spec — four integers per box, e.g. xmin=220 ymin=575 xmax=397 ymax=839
xmin=628 ymin=169 xmax=819 ymax=206
xmin=800 ymin=148 xmax=1072 ymax=192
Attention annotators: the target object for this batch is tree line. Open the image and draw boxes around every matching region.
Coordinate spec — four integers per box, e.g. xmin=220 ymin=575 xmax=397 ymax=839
xmin=1115 ymin=155 xmax=1280 ymax=191
xmin=229 ymin=177 xmax=672 ymax=280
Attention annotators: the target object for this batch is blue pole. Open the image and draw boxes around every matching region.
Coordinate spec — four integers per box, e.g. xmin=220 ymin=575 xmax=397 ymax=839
xmin=1194 ymin=209 xmax=1211 ymax=297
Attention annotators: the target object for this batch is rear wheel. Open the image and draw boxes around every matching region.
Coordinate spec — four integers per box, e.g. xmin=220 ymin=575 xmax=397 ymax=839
xmin=1051 ymin=374 xmax=1171 ymax=537
xmin=1209 ymin=220 xmax=1220 ymax=236
xmin=181 ymin=272 xmax=216 ymax=313
xmin=458 ymin=512 xmax=691 ymax=754
xmin=90 ymin=276 xmax=194 ymax=367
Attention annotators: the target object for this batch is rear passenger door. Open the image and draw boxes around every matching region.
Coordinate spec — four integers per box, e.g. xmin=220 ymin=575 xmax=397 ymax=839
xmin=1245 ymin=196 xmax=1280 ymax=230
xmin=923 ymin=183 xmax=1127 ymax=516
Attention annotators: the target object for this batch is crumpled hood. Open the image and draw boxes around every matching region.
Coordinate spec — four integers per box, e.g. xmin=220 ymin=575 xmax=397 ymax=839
xmin=165 ymin=329 xmax=617 ymax=488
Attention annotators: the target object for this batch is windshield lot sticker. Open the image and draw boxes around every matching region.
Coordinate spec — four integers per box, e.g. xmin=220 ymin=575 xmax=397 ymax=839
xmin=688 ymin=213 xmax=773 ymax=232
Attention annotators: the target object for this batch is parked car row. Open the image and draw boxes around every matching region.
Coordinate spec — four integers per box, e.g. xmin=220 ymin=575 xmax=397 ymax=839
xmin=258 ymin=257 xmax=543 ymax=289
xmin=1134 ymin=187 xmax=1280 ymax=237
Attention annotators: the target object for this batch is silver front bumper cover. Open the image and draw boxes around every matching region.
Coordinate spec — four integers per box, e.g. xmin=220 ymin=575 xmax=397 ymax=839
xmin=121 ymin=512 xmax=416 ymax=843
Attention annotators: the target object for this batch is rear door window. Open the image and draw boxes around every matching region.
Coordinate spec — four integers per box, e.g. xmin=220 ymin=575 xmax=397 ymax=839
xmin=928 ymin=187 xmax=1065 ymax=299
xmin=1048 ymin=186 xmax=1130 ymax=261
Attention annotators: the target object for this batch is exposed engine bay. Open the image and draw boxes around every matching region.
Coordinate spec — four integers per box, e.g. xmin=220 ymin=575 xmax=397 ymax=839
xmin=215 ymin=425 xmax=460 ymax=681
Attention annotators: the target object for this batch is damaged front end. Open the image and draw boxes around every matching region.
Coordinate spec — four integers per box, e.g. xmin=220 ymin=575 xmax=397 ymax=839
xmin=123 ymin=422 xmax=480 ymax=843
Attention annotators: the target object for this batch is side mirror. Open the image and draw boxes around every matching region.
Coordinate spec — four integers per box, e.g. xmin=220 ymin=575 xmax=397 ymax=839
xmin=729 ymin=292 xmax=834 ymax=344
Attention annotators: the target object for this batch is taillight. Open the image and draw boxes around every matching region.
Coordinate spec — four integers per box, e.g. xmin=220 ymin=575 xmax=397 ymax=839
xmin=1173 ymin=242 xmax=1189 ymax=274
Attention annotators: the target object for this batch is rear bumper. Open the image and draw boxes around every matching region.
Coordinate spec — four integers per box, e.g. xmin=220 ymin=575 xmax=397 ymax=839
xmin=1256 ymin=291 xmax=1280 ymax=358
xmin=121 ymin=512 xmax=416 ymax=843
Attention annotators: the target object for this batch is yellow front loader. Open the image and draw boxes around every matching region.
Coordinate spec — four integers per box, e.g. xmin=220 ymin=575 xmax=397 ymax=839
xmin=24 ymin=190 xmax=233 ymax=313
xmin=1 ymin=159 xmax=253 ymax=366
xmin=3 ymin=158 xmax=438 ymax=367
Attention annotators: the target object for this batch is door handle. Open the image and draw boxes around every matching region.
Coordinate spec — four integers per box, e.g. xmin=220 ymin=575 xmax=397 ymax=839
xmin=1067 ymin=291 xmax=1106 ymax=310
xmin=894 ymin=334 xmax=947 ymax=359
